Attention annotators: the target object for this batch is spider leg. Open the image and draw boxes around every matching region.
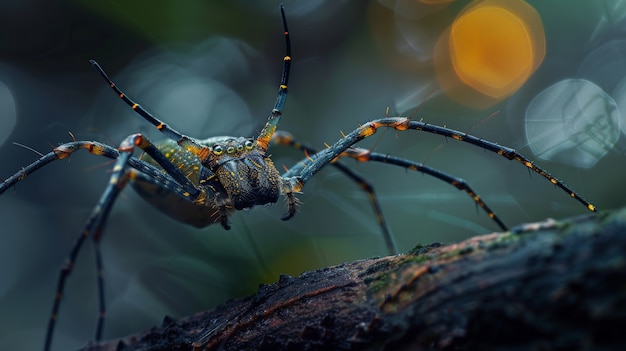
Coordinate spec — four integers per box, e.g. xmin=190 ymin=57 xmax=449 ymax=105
xmin=43 ymin=132 xmax=224 ymax=350
xmin=291 ymin=117 xmax=597 ymax=214
xmin=340 ymin=147 xmax=507 ymax=231
xmin=89 ymin=60 xmax=216 ymax=164
xmin=256 ymin=4 xmax=291 ymax=153
xmin=0 ymin=140 xmax=197 ymax=200
xmin=0 ymin=141 xmax=119 ymax=194
xmin=272 ymin=130 xmax=398 ymax=255
xmin=44 ymin=149 xmax=133 ymax=351
xmin=89 ymin=5 xmax=291 ymax=160
xmin=280 ymin=142 xmax=506 ymax=248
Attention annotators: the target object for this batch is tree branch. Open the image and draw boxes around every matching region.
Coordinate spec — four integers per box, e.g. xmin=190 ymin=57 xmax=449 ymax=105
xmin=83 ymin=208 xmax=626 ymax=350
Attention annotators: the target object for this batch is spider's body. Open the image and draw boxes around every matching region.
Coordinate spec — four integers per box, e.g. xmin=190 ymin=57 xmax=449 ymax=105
xmin=0 ymin=5 xmax=597 ymax=351
xmin=201 ymin=136 xmax=283 ymax=212
xmin=135 ymin=136 xmax=283 ymax=229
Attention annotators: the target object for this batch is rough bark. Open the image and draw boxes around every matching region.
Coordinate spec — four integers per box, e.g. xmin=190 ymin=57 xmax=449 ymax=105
xmin=82 ymin=208 xmax=626 ymax=351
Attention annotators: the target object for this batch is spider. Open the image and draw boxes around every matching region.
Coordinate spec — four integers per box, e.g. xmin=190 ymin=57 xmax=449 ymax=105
xmin=0 ymin=4 xmax=597 ymax=351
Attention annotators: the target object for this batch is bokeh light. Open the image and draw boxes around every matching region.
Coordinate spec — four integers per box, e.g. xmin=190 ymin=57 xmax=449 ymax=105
xmin=371 ymin=0 xmax=453 ymax=70
xmin=577 ymin=40 xmax=626 ymax=139
xmin=435 ymin=0 xmax=545 ymax=108
xmin=613 ymin=76 xmax=626 ymax=137
xmin=524 ymin=79 xmax=620 ymax=168
xmin=578 ymin=40 xmax=626 ymax=95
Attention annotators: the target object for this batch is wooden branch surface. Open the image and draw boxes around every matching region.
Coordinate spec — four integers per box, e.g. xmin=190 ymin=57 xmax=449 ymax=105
xmin=83 ymin=208 xmax=626 ymax=350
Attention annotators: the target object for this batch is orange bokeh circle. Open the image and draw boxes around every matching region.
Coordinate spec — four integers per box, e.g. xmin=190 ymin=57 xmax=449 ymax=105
xmin=435 ymin=0 xmax=545 ymax=107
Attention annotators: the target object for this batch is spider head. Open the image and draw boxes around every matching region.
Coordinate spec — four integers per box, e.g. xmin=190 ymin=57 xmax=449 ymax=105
xmin=201 ymin=136 xmax=282 ymax=210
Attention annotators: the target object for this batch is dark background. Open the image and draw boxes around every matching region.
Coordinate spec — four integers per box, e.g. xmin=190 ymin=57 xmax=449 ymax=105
xmin=0 ymin=1 xmax=624 ymax=349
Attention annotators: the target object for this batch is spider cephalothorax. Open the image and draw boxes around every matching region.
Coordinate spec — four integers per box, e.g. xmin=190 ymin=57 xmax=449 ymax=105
xmin=202 ymin=137 xmax=282 ymax=211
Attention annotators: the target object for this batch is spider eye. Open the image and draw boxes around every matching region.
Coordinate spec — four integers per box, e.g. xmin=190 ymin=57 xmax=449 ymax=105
xmin=244 ymin=140 xmax=254 ymax=150
xmin=213 ymin=145 xmax=223 ymax=155
xmin=236 ymin=144 xmax=244 ymax=152
xmin=227 ymin=146 xmax=235 ymax=154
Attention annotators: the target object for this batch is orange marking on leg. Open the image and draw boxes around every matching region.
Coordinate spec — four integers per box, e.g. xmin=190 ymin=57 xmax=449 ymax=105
xmin=133 ymin=135 xmax=144 ymax=146
xmin=132 ymin=103 xmax=139 ymax=110
xmin=354 ymin=149 xmax=371 ymax=163
xmin=358 ymin=123 xmax=377 ymax=137
xmin=393 ymin=118 xmax=411 ymax=131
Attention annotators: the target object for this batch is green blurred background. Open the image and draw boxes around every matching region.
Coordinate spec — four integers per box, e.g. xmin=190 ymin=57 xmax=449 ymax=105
xmin=0 ymin=0 xmax=624 ymax=349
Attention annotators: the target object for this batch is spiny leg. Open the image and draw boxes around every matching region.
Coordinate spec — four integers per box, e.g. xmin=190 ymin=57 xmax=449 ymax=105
xmin=40 ymin=134 xmax=218 ymax=350
xmin=89 ymin=60 xmax=212 ymax=163
xmin=281 ymin=141 xmax=507 ymax=243
xmin=290 ymin=117 xmax=597 ymax=214
xmin=272 ymin=130 xmax=398 ymax=255
xmin=1 ymin=140 xmax=215 ymax=349
xmin=89 ymin=5 xmax=291 ymax=162
xmin=256 ymin=3 xmax=291 ymax=153
xmin=339 ymin=147 xmax=507 ymax=231
xmin=0 ymin=140 xmax=195 ymax=200
xmin=45 ymin=149 xmax=134 ymax=351
xmin=0 ymin=141 xmax=119 ymax=195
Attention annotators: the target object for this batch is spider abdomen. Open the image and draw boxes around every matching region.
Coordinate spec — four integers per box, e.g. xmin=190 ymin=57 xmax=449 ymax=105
xmin=131 ymin=139 xmax=223 ymax=227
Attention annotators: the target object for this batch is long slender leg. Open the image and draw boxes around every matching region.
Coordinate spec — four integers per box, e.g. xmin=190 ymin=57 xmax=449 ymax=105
xmin=1 ymin=140 xmax=215 ymax=350
xmin=1 ymin=141 xmax=119 ymax=195
xmin=256 ymin=4 xmax=291 ymax=153
xmin=93 ymin=236 xmax=106 ymax=344
xmin=340 ymin=147 xmax=507 ymax=230
xmin=288 ymin=117 xmax=597 ymax=213
xmin=44 ymin=150 xmax=133 ymax=351
xmin=0 ymin=141 xmax=196 ymax=201
xmin=89 ymin=5 xmax=291 ymax=159
xmin=45 ymin=219 xmax=89 ymax=351
xmin=282 ymin=142 xmax=507 ymax=235
xmin=88 ymin=60 xmax=205 ymax=158
xmin=272 ymin=131 xmax=397 ymax=255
